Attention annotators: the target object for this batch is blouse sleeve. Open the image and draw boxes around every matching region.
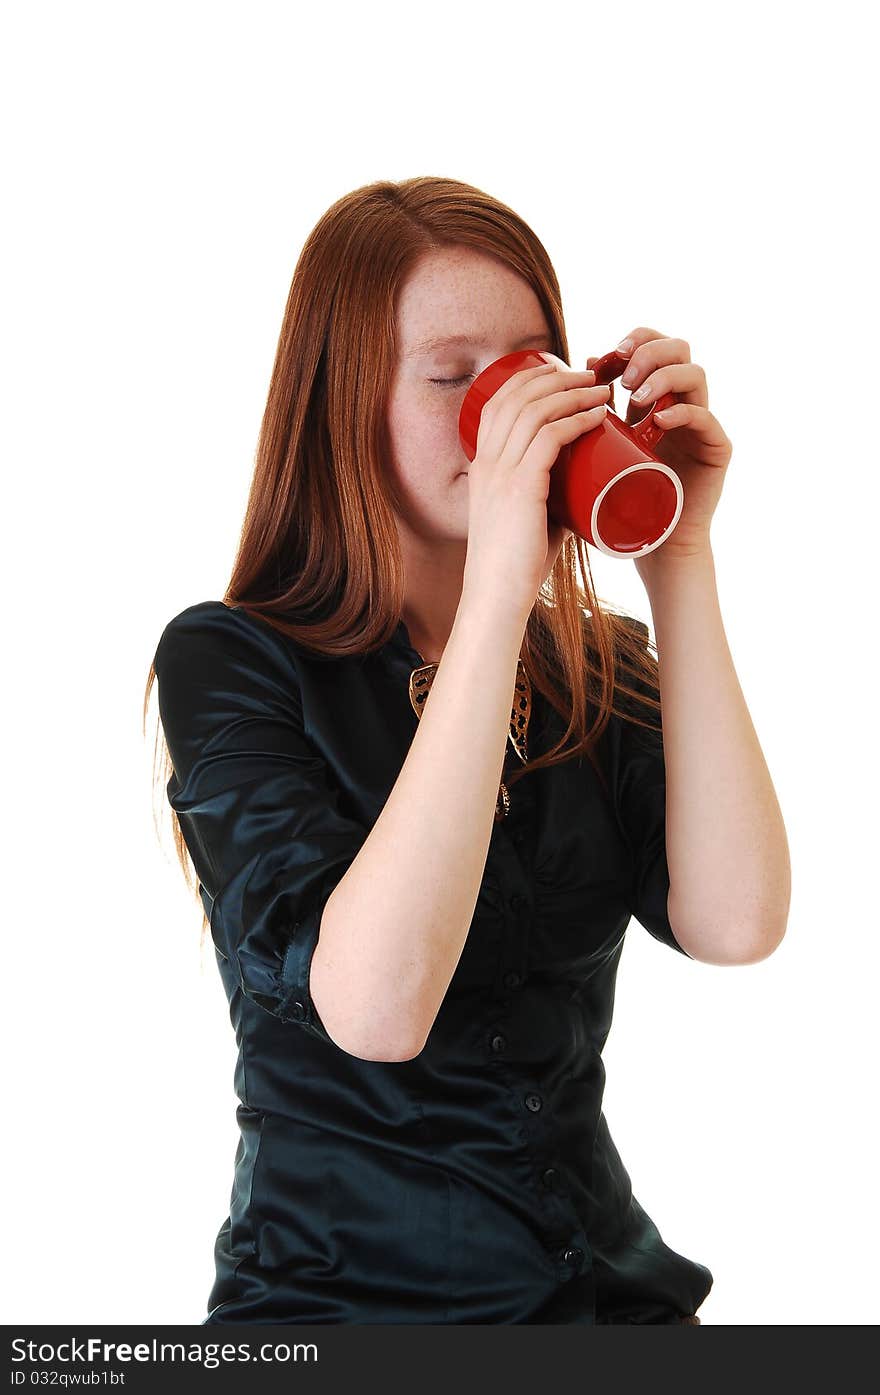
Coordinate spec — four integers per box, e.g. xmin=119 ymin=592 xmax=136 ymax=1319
xmin=606 ymin=616 xmax=692 ymax=957
xmin=153 ymin=602 xmax=370 ymax=1040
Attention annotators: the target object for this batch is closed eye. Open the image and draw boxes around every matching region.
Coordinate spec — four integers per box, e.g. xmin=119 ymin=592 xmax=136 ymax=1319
xmin=429 ymin=375 xmax=474 ymax=389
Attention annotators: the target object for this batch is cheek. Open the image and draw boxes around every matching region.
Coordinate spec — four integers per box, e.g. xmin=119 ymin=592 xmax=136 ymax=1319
xmin=386 ymin=394 xmax=462 ymax=488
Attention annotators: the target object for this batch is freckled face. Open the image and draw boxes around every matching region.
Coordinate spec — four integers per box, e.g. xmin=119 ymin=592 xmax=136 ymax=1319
xmin=384 ymin=245 xmax=554 ymax=542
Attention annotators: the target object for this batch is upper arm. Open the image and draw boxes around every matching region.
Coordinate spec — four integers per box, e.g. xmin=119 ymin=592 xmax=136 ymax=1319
xmin=153 ymin=602 xmax=372 ymax=1043
xmin=605 ymin=616 xmax=692 ymax=958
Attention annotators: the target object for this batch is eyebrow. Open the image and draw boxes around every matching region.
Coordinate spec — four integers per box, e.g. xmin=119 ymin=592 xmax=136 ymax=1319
xmin=404 ymin=330 xmax=555 ymax=358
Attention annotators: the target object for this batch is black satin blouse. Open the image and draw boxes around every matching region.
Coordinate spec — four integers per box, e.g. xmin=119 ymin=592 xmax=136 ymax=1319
xmin=152 ymin=599 xmax=713 ymax=1325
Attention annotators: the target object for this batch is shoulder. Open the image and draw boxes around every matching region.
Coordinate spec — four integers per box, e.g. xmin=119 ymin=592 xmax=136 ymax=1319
xmin=153 ymin=599 xmax=301 ymax=688
xmin=155 ymin=599 xmax=291 ymax=654
xmin=578 ymin=608 xmax=659 ymax=734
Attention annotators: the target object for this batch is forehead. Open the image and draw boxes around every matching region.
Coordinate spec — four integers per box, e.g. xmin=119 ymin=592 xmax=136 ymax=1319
xmin=404 ymin=329 xmax=554 ymax=359
xmin=396 ymin=248 xmax=552 ymax=356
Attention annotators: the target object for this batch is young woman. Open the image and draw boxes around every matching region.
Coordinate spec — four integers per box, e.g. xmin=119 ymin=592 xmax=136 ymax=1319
xmin=144 ymin=176 xmax=790 ymax=1325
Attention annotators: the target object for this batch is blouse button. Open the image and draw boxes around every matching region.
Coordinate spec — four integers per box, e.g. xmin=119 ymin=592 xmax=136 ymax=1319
xmin=541 ymin=1167 xmax=560 ymax=1190
xmin=289 ymin=1001 xmax=306 ymax=1020
xmin=524 ymin=1093 xmax=543 ymax=1112
xmin=562 ymin=1247 xmax=584 ymax=1266
xmin=490 ymin=1033 xmax=507 ymax=1053
xmin=509 ymin=892 xmax=526 ymax=911
xmin=503 ymin=970 xmax=522 ymax=990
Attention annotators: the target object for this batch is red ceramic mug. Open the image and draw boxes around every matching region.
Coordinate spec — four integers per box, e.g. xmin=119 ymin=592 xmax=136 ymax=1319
xmin=458 ymin=348 xmax=684 ymax=558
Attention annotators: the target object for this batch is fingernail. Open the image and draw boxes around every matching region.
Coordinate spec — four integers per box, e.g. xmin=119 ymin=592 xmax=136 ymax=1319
xmin=616 ymin=338 xmax=634 ymax=355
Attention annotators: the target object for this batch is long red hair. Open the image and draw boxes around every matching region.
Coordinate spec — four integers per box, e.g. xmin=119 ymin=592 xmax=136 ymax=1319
xmin=143 ymin=175 xmax=662 ymax=936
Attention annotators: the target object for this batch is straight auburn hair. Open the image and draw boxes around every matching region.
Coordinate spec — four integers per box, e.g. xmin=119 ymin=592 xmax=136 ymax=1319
xmin=143 ymin=175 xmax=664 ymax=935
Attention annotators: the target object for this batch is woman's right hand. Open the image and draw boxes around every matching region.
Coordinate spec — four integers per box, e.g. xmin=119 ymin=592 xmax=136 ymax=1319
xmin=460 ymin=357 xmax=611 ymax=623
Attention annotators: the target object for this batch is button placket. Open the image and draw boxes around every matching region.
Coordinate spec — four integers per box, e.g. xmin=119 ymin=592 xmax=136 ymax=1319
xmin=484 ymin=1027 xmax=594 ymax=1275
xmin=518 ymin=1090 xmax=594 ymax=1273
xmin=481 ymin=809 xmax=591 ymax=1281
xmin=541 ymin=1166 xmax=564 ymax=1194
xmin=491 ymin=839 xmax=531 ymax=1000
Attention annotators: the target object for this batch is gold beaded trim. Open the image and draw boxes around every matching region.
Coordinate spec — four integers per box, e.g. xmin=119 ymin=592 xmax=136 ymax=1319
xmin=408 ymin=658 xmax=531 ymax=822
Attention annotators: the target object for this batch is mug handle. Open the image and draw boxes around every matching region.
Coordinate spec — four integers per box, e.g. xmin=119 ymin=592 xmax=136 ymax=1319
xmin=589 ymin=350 xmax=678 ymax=454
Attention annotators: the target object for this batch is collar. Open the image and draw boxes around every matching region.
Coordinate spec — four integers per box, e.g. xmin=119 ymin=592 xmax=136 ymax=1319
xmin=384 ymin=617 xmax=428 ymax=665
xmin=373 ymin=617 xmax=426 ymax=677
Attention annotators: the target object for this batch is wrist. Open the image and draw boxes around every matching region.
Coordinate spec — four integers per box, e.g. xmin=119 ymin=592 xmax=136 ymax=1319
xmin=635 ymin=547 xmax=717 ymax=612
xmin=457 ymin=585 xmax=530 ymax=647
xmin=635 ymin=541 xmax=715 ymax=579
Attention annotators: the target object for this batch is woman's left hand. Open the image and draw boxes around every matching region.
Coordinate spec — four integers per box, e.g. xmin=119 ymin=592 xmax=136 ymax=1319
xmin=587 ymin=327 xmax=733 ymax=567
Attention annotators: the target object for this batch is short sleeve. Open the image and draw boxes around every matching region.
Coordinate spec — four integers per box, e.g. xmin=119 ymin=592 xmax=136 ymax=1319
xmin=153 ymin=602 xmax=370 ymax=1040
xmin=606 ymin=616 xmax=691 ymax=957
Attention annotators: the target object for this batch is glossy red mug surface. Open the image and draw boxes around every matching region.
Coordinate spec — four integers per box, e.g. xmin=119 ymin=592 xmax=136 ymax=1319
xmin=458 ymin=348 xmax=684 ymax=558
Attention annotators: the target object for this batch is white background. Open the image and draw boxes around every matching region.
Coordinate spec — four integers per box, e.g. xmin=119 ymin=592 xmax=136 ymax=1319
xmin=4 ymin=0 xmax=877 ymax=1326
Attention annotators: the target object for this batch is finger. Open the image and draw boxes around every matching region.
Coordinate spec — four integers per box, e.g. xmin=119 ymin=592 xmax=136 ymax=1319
xmin=485 ymin=372 xmax=604 ymax=466
xmin=615 ymin=327 xmax=666 ymax=359
xmin=620 ymin=336 xmax=692 ymax=390
xmin=512 ymin=399 xmax=610 ymax=475
xmin=651 ymin=403 xmax=732 ymax=455
xmin=627 ymin=362 xmax=708 ymax=410
xmin=474 ymin=362 xmax=558 ymax=457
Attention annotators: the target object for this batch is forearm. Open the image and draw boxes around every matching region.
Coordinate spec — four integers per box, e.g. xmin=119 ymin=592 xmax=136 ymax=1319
xmin=312 ymin=595 xmax=526 ymax=1060
xmin=639 ymin=548 xmax=791 ymax=964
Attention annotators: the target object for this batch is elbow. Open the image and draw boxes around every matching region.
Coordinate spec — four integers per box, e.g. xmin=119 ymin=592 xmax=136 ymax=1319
xmin=313 ymin=1010 xmax=424 ymax=1063
xmin=330 ymin=1028 xmax=428 ymax=1064
xmin=343 ymin=998 xmax=436 ymax=1061
xmin=309 ymin=937 xmax=431 ymax=1063
xmin=668 ymin=872 xmax=791 ymax=965
xmin=674 ymin=915 xmax=789 ymax=965
xmin=335 ymin=1034 xmax=425 ymax=1063
xmin=338 ymin=1019 xmax=428 ymax=1062
xmin=311 ymin=990 xmax=423 ymax=1063
xmin=731 ymin=918 xmax=788 ymax=965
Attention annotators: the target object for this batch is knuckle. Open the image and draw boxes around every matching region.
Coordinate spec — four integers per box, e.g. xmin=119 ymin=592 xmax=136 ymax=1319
xmin=522 ymin=398 xmax=547 ymax=428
